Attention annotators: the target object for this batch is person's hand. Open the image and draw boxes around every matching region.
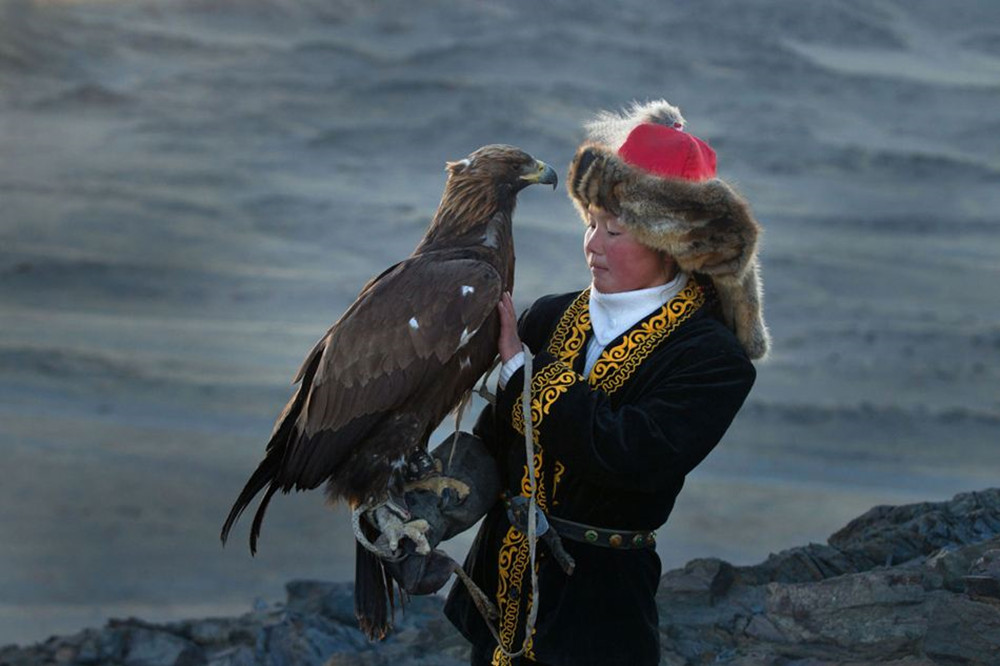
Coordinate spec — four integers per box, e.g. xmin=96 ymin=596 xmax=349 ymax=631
xmin=496 ymin=291 xmax=522 ymax=362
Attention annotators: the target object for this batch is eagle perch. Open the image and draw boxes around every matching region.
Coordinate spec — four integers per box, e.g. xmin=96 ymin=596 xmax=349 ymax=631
xmin=221 ymin=144 xmax=557 ymax=639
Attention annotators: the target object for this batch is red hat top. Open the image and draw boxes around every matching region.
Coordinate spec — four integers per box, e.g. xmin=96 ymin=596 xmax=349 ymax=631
xmin=618 ymin=122 xmax=717 ymax=182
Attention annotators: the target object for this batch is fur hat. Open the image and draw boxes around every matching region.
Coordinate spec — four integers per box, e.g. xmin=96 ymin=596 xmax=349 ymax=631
xmin=568 ymin=100 xmax=769 ymax=360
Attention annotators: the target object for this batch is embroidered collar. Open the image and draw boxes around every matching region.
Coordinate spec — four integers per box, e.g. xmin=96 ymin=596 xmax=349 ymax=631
xmin=588 ymin=273 xmax=688 ymax=346
xmin=547 ymin=279 xmax=706 ymax=393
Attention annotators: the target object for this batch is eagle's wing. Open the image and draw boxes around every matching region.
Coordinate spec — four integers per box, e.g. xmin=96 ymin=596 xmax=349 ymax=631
xmin=295 ymin=254 xmax=502 ymax=441
xmin=221 ymin=255 xmax=503 ymax=548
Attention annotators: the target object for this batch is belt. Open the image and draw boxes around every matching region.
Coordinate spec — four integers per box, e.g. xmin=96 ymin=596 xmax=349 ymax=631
xmin=547 ymin=515 xmax=656 ymax=550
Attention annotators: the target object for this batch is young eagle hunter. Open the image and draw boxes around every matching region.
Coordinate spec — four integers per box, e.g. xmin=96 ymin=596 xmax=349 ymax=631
xmin=220 ymin=145 xmax=557 ymax=639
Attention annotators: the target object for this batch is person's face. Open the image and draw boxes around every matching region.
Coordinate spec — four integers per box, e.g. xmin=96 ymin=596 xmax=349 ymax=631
xmin=584 ymin=206 xmax=674 ymax=293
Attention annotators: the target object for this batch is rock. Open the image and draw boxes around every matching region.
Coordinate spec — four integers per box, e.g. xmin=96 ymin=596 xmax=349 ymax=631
xmin=924 ymin=593 xmax=1000 ymax=664
xmin=965 ymin=548 xmax=1000 ymax=602
xmin=74 ymin=633 xmax=101 ymax=664
xmin=762 ymin=571 xmax=928 ymax=656
xmin=969 ymin=548 xmax=1000 ymax=578
xmin=734 ymin=489 xmax=1000 ymax=588
xmin=655 ymin=488 xmax=1000 ymax=664
xmin=205 ymin=646 xmax=255 ymax=666
xmin=186 ymin=620 xmax=233 ymax=647
xmin=829 ymin=490 xmax=1000 ymax=565
xmin=284 ymin=580 xmax=357 ymax=626
xmin=658 ymin=558 xmax=736 ymax=606
xmin=115 ymin=625 xmax=204 ymax=666
xmin=4 ymin=489 xmax=1000 ymax=665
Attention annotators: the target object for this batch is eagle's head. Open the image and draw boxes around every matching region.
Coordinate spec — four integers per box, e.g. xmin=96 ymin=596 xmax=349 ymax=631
xmin=446 ymin=144 xmax=558 ymax=194
xmin=426 ymin=144 xmax=557 ymax=242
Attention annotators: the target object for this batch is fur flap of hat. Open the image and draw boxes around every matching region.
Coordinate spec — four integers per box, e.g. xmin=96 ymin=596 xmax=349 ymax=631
xmin=568 ymin=142 xmax=770 ymax=360
xmin=584 ymin=99 xmax=686 ymax=150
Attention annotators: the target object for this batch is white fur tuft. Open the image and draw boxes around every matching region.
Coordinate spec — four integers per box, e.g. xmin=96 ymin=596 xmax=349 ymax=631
xmin=585 ymin=99 xmax=687 ymax=149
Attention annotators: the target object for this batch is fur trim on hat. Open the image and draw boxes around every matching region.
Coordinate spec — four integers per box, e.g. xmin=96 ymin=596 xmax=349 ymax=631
xmin=568 ymin=142 xmax=770 ymax=360
xmin=584 ymin=100 xmax=686 ymax=150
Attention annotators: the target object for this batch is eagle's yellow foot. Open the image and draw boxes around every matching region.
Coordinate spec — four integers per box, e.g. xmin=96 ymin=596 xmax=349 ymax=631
xmin=370 ymin=504 xmax=432 ymax=555
xmin=404 ymin=474 xmax=471 ymax=501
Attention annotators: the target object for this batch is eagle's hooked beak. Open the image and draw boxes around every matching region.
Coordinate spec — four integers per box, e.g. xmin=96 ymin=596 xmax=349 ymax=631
xmin=520 ymin=160 xmax=559 ymax=190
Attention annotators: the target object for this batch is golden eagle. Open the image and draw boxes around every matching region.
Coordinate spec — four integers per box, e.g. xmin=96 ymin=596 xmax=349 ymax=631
xmin=220 ymin=144 xmax=556 ymax=638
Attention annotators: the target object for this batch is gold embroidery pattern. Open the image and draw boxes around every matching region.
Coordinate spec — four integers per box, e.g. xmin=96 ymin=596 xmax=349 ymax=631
xmin=521 ymin=452 xmax=549 ymax=508
xmin=492 ymin=526 xmax=528 ymax=666
xmin=511 ymin=363 xmax=579 ymax=436
xmin=546 ymin=289 xmax=591 ymax=364
xmin=551 ymin=461 xmax=566 ymax=504
xmin=495 ymin=365 xmax=572 ymax=664
xmin=589 ymin=281 xmax=704 ymax=394
xmin=493 ymin=465 xmax=547 ymax=664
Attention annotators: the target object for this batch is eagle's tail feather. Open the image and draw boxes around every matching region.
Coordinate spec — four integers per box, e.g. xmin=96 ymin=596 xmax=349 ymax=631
xmin=249 ymin=483 xmax=279 ymax=556
xmin=220 ymin=455 xmax=279 ymax=550
xmin=221 ymin=355 xmax=313 ymax=551
xmin=354 ymin=529 xmax=399 ymax=640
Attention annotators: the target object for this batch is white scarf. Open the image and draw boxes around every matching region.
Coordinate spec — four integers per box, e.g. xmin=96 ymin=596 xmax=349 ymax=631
xmin=498 ymin=272 xmax=689 ymax=389
xmin=584 ymin=272 xmax=688 ymax=376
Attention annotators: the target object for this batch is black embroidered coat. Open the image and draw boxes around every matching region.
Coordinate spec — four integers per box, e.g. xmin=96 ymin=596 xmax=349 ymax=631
xmin=444 ymin=279 xmax=756 ymax=666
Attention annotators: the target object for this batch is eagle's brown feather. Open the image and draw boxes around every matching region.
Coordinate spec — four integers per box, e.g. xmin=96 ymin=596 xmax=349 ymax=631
xmin=294 ymin=256 xmax=502 ymax=458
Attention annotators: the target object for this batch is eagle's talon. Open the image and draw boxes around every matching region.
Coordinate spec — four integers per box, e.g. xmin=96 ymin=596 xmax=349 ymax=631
xmin=381 ymin=518 xmax=430 ymax=555
xmin=369 ymin=504 xmax=432 ymax=556
xmin=398 ymin=518 xmax=431 ymax=554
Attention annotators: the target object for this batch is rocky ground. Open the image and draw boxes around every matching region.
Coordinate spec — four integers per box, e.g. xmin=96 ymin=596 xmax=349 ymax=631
xmin=3 ymin=489 xmax=1000 ymax=665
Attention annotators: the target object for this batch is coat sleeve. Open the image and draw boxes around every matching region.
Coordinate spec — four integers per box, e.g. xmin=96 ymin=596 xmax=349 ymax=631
xmin=495 ymin=335 xmax=755 ymax=494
